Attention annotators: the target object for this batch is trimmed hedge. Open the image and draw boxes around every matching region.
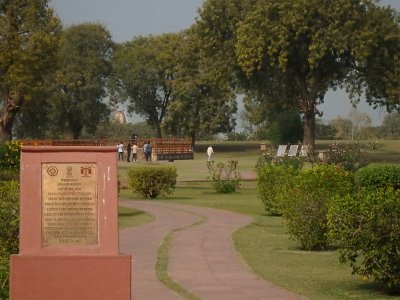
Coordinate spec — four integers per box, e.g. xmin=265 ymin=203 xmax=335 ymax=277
xmin=128 ymin=166 xmax=177 ymax=198
xmin=281 ymin=164 xmax=354 ymax=250
xmin=0 ymin=180 xmax=19 ymax=299
xmin=257 ymin=165 xmax=298 ymax=215
xmin=0 ymin=141 xmax=21 ymax=170
xmin=0 ymin=169 xmax=20 ymax=181
xmin=355 ymin=164 xmax=400 ymax=190
xmin=328 ymin=187 xmax=400 ymax=291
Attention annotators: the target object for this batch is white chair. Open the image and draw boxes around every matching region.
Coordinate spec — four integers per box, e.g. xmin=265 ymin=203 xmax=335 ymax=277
xmin=288 ymin=145 xmax=299 ymax=157
xmin=276 ymin=145 xmax=288 ymax=157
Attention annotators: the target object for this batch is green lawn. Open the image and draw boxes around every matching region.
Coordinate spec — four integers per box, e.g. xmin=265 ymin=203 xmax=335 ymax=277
xmin=118 ymin=140 xmax=400 ymax=300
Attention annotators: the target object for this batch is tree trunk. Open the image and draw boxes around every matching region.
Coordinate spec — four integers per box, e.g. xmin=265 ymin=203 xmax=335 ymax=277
xmin=190 ymin=131 xmax=196 ymax=148
xmin=0 ymin=95 xmax=23 ymax=142
xmin=156 ymin=123 xmax=162 ymax=138
xmin=302 ymin=99 xmax=316 ymax=153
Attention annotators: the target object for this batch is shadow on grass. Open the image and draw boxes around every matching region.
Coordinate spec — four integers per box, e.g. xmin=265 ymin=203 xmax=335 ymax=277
xmin=118 ymin=210 xmax=147 ymax=217
xmin=353 ymin=281 xmax=400 ymax=297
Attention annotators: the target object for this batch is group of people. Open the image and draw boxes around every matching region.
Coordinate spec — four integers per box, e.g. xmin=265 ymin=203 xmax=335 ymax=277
xmin=117 ymin=141 xmax=152 ymax=162
xmin=117 ymin=141 xmax=214 ymax=162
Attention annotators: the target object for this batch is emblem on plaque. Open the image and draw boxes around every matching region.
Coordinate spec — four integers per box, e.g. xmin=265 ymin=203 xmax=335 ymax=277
xmin=66 ymin=166 xmax=73 ymax=177
xmin=81 ymin=166 xmax=92 ymax=177
xmin=47 ymin=166 xmax=58 ymax=176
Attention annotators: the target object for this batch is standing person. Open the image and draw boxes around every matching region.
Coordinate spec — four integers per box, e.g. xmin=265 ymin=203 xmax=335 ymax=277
xmin=127 ymin=141 xmax=131 ymax=162
xmin=143 ymin=141 xmax=148 ymax=161
xmin=207 ymin=145 xmax=214 ymax=162
xmin=131 ymin=143 xmax=138 ymax=162
xmin=145 ymin=141 xmax=152 ymax=162
xmin=117 ymin=141 xmax=124 ymax=161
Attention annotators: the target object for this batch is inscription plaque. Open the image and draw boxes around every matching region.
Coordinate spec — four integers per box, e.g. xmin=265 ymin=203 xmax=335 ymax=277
xmin=42 ymin=163 xmax=98 ymax=246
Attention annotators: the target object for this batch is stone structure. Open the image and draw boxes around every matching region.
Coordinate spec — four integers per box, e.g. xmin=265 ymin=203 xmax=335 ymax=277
xmin=10 ymin=146 xmax=131 ymax=300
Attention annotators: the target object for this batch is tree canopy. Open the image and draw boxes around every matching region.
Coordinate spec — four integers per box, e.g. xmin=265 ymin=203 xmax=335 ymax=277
xmin=111 ymin=34 xmax=180 ymax=138
xmin=52 ymin=23 xmax=114 ymax=139
xmin=0 ymin=0 xmax=61 ymax=141
xmin=196 ymin=0 xmax=400 ymax=149
xmin=163 ymin=29 xmax=237 ymax=145
xmin=111 ymin=31 xmax=237 ymax=143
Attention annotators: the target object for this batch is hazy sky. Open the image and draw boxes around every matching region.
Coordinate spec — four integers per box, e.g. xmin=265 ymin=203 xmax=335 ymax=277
xmin=50 ymin=0 xmax=400 ymax=126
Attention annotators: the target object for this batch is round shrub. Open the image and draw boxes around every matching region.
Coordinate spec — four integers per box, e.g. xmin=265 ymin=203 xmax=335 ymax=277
xmin=328 ymin=187 xmax=400 ymax=292
xmin=128 ymin=165 xmax=177 ymax=198
xmin=282 ymin=164 xmax=354 ymax=250
xmin=257 ymin=165 xmax=298 ymax=215
xmin=355 ymin=164 xmax=400 ymax=190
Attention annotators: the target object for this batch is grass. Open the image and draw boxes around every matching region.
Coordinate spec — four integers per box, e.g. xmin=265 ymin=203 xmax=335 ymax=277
xmin=118 ymin=205 xmax=155 ymax=229
xmin=118 ymin=139 xmax=400 ymax=300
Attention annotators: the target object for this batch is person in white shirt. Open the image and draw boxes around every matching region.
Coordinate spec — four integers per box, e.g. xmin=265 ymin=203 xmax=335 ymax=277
xmin=207 ymin=145 xmax=214 ymax=162
xmin=117 ymin=141 xmax=124 ymax=161
xmin=131 ymin=143 xmax=138 ymax=162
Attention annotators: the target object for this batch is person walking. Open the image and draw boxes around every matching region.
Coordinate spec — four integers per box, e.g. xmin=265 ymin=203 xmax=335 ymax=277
xmin=117 ymin=141 xmax=124 ymax=161
xmin=207 ymin=145 xmax=214 ymax=162
xmin=131 ymin=143 xmax=138 ymax=162
xmin=127 ymin=141 xmax=132 ymax=162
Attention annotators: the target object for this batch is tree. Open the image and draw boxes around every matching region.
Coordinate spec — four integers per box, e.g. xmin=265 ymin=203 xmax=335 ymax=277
xmin=380 ymin=112 xmax=400 ymax=138
xmin=315 ymin=119 xmax=336 ymax=140
xmin=196 ymin=0 xmax=400 ymax=150
xmin=163 ymin=29 xmax=237 ymax=145
xmin=330 ymin=117 xmax=353 ymax=140
xmin=94 ymin=120 xmax=157 ymax=139
xmin=348 ymin=109 xmax=372 ymax=140
xmin=0 ymin=0 xmax=61 ymax=141
xmin=111 ymin=34 xmax=181 ymax=138
xmin=53 ymin=23 xmax=114 ymax=139
xmin=12 ymin=81 xmax=55 ymax=139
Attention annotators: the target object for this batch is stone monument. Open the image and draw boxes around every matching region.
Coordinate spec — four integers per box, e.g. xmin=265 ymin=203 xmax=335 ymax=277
xmin=10 ymin=146 xmax=131 ymax=300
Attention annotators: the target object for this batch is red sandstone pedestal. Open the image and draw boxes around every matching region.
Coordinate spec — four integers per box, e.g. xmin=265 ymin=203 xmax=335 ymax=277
xmin=10 ymin=146 xmax=131 ymax=300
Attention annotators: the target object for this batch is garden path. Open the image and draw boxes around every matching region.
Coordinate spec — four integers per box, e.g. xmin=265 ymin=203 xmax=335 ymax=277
xmin=119 ymin=200 xmax=308 ymax=300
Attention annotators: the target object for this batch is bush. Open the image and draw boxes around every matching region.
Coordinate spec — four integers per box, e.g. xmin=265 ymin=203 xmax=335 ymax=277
xmin=128 ymin=166 xmax=177 ymax=198
xmin=0 ymin=169 xmax=20 ymax=181
xmin=0 ymin=141 xmax=21 ymax=170
xmin=355 ymin=164 xmax=400 ymax=190
xmin=281 ymin=164 xmax=354 ymax=250
xmin=257 ymin=165 xmax=298 ymax=215
xmin=0 ymin=181 xmax=19 ymax=299
xmin=328 ymin=187 xmax=400 ymax=292
xmin=323 ymin=142 xmax=366 ymax=172
xmin=207 ymin=160 xmax=241 ymax=193
xmin=256 ymin=151 xmax=305 ymax=170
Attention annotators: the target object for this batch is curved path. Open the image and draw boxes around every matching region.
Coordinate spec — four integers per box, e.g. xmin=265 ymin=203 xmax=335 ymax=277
xmin=119 ymin=200 xmax=307 ymax=300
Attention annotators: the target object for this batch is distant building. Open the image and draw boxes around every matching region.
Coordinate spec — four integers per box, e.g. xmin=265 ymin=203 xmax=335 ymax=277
xmin=114 ymin=111 xmax=127 ymax=124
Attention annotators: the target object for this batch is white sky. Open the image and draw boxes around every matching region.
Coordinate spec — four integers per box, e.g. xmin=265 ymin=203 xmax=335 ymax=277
xmin=50 ymin=0 xmax=400 ymax=126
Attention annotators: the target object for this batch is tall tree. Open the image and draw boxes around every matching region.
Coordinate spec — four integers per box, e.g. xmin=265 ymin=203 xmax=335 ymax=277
xmin=0 ymin=0 xmax=61 ymax=141
xmin=13 ymin=78 xmax=55 ymax=139
xmin=330 ymin=117 xmax=353 ymax=140
xmin=196 ymin=0 xmax=400 ymax=150
xmin=53 ymin=23 xmax=114 ymax=139
xmin=163 ymin=29 xmax=237 ymax=145
xmin=348 ymin=109 xmax=372 ymax=140
xmin=380 ymin=112 xmax=400 ymax=138
xmin=111 ymin=34 xmax=180 ymax=138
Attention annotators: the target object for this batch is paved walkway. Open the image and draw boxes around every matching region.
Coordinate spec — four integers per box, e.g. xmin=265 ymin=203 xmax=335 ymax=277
xmin=119 ymin=200 xmax=308 ymax=300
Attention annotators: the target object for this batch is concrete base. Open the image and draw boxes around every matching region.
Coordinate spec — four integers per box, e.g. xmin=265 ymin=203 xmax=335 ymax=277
xmin=10 ymin=255 xmax=131 ymax=300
